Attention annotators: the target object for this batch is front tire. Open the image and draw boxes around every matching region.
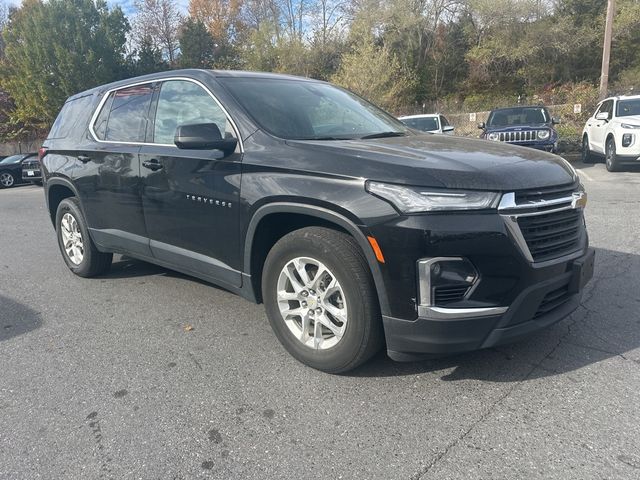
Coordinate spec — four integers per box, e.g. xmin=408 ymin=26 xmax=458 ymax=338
xmin=605 ymin=137 xmax=620 ymax=172
xmin=0 ymin=171 xmax=15 ymax=188
xmin=56 ymin=197 xmax=112 ymax=277
xmin=262 ymin=227 xmax=383 ymax=373
xmin=581 ymin=136 xmax=594 ymax=163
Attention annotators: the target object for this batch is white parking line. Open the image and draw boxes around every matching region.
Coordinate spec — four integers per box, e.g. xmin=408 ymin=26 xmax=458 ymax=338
xmin=579 ymin=169 xmax=595 ymax=182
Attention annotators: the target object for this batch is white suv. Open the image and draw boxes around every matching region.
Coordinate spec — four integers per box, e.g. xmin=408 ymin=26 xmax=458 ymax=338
xmin=582 ymin=95 xmax=640 ymax=171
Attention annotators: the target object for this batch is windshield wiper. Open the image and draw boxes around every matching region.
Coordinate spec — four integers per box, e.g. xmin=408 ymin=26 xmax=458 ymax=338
xmin=358 ymin=131 xmax=407 ymax=139
xmin=292 ymin=136 xmax=355 ymax=141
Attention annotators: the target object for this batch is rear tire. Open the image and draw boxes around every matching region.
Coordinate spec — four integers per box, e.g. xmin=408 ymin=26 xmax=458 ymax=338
xmin=581 ymin=136 xmax=594 ymax=163
xmin=56 ymin=197 xmax=112 ymax=277
xmin=262 ymin=227 xmax=383 ymax=373
xmin=605 ymin=137 xmax=620 ymax=172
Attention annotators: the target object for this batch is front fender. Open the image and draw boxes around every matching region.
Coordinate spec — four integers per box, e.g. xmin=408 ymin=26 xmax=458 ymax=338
xmin=244 ymin=202 xmax=392 ymax=316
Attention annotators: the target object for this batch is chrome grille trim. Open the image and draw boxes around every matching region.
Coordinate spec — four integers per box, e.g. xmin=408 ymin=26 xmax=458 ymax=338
xmin=498 ymin=130 xmax=538 ymax=142
xmin=498 ymin=189 xmax=587 ymax=263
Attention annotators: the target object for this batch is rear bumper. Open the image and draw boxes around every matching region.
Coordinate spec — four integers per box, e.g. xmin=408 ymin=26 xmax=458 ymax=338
xmin=22 ymin=171 xmax=42 ymax=182
xmin=384 ymin=248 xmax=594 ymax=361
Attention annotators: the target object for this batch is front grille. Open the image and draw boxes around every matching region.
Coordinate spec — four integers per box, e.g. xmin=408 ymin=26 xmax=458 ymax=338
xmin=499 ymin=130 xmax=538 ymax=142
xmin=518 ymin=209 xmax=583 ymax=262
xmin=499 ymin=183 xmax=586 ymax=263
xmin=515 ymin=182 xmax=577 ymax=203
xmin=22 ymin=161 xmax=40 ymax=170
xmin=434 ymin=285 xmax=469 ymax=305
xmin=534 ymin=284 xmax=571 ymax=319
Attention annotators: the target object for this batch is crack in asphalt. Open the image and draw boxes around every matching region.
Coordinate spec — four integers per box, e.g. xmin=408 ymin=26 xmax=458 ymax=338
xmin=410 ymin=251 xmax=633 ymax=479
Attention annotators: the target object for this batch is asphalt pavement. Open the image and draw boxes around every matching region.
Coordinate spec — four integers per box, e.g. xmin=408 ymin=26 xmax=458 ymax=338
xmin=1 ymin=160 xmax=639 ymax=479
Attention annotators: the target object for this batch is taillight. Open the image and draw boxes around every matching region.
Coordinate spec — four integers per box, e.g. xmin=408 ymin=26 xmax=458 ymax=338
xmin=38 ymin=147 xmax=48 ymax=161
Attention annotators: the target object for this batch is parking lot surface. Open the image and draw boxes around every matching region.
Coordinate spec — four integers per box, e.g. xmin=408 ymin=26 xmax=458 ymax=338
xmin=1 ymin=161 xmax=639 ymax=479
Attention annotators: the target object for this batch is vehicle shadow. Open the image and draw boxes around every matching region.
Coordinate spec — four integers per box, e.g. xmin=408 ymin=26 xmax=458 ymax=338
xmin=349 ymin=246 xmax=640 ymax=382
xmin=101 ymin=255 xmax=227 ymax=290
xmin=0 ymin=294 xmax=42 ymax=342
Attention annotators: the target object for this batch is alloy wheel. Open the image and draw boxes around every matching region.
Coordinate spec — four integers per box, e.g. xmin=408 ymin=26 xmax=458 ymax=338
xmin=0 ymin=172 xmax=14 ymax=187
xmin=276 ymin=256 xmax=348 ymax=350
xmin=60 ymin=213 xmax=84 ymax=265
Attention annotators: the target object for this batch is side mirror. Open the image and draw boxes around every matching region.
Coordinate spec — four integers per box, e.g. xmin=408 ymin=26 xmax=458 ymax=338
xmin=595 ymin=112 xmax=609 ymax=121
xmin=174 ymin=123 xmax=238 ymax=154
xmin=552 ymin=117 xmax=561 ymax=125
xmin=443 ymin=125 xmax=455 ymax=133
xmin=477 ymin=122 xmax=485 ymax=130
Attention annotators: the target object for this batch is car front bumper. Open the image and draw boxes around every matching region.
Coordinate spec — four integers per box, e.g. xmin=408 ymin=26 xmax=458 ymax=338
xmin=383 ymin=248 xmax=594 ymax=361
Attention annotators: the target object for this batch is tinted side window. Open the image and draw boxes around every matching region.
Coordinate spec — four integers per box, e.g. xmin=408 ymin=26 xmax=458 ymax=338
xmin=48 ymin=95 xmax=93 ymax=139
xmin=404 ymin=117 xmax=439 ymax=131
xmin=153 ymin=80 xmax=230 ymax=145
xmin=440 ymin=115 xmax=450 ymax=127
xmin=93 ymin=84 xmax=154 ymax=142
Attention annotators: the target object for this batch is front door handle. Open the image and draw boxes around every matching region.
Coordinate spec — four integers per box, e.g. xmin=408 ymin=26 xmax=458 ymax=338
xmin=142 ymin=159 xmax=163 ymax=171
xmin=77 ymin=155 xmax=91 ymax=163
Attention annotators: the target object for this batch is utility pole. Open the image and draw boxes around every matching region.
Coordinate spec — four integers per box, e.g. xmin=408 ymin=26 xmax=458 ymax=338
xmin=599 ymin=0 xmax=615 ymax=100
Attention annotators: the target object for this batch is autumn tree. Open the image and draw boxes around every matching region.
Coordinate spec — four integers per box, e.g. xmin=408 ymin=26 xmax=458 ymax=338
xmin=332 ymin=24 xmax=415 ymax=112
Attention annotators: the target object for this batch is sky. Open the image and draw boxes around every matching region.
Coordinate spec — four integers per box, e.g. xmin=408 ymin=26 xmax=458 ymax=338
xmin=4 ymin=0 xmax=190 ymax=16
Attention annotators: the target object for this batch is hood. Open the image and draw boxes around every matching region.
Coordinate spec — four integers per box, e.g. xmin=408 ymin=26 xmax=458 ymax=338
xmin=286 ymin=133 xmax=576 ymax=191
xmin=615 ymin=115 xmax=640 ymax=126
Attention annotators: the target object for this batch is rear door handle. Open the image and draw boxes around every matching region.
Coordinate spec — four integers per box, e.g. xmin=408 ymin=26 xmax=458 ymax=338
xmin=77 ymin=155 xmax=91 ymax=163
xmin=142 ymin=159 xmax=163 ymax=171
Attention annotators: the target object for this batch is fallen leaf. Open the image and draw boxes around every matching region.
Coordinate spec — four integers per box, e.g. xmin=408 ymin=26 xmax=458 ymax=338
xmin=184 ymin=325 xmax=194 ymax=332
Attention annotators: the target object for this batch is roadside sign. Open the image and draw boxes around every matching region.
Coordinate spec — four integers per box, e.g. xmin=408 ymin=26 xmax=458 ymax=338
xmin=469 ymin=112 xmax=477 ymax=121
xmin=574 ymin=104 xmax=582 ymax=114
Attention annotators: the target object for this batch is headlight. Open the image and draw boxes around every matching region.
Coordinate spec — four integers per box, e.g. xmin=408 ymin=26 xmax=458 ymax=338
xmin=366 ymin=181 xmax=500 ymax=213
xmin=537 ymin=130 xmax=550 ymax=140
xmin=621 ymin=123 xmax=640 ymax=129
xmin=487 ymin=132 xmax=499 ymax=141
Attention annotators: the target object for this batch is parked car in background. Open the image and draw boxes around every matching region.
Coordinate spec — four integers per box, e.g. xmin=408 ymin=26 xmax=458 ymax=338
xmin=21 ymin=153 xmax=42 ymax=185
xmin=479 ymin=106 xmax=559 ymax=153
xmin=581 ymin=95 xmax=640 ymax=172
xmin=0 ymin=153 xmax=35 ymax=188
xmin=41 ymin=70 xmax=593 ymax=373
xmin=398 ymin=114 xmax=454 ymax=134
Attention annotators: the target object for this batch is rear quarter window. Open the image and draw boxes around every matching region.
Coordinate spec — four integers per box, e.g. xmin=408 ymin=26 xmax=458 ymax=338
xmin=48 ymin=95 xmax=94 ymax=140
xmin=92 ymin=84 xmax=155 ymax=143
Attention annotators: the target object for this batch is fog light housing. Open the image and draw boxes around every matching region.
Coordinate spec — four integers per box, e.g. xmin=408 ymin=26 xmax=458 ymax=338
xmin=417 ymin=257 xmax=478 ymax=308
xmin=622 ymin=134 xmax=634 ymax=148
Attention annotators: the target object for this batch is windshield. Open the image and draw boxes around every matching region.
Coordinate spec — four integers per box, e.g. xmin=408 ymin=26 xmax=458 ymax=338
xmin=617 ymin=99 xmax=640 ymax=117
xmin=401 ymin=117 xmax=439 ymax=132
xmin=219 ymin=78 xmax=408 ymax=140
xmin=486 ymin=107 xmax=549 ymax=128
xmin=0 ymin=154 xmax=25 ymax=165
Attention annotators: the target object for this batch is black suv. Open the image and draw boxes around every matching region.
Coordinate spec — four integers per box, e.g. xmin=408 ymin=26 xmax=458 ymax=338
xmin=41 ymin=70 xmax=594 ymax=373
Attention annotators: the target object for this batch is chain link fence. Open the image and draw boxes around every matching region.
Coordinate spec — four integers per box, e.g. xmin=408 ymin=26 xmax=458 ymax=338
xmin=396 ymin=103 xmax=594 ymax=154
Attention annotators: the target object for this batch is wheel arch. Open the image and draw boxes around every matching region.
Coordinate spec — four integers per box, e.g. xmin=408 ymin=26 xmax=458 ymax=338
xmin=46 ymin=178 xmax=80 ymax=226
xmin=244 ymin=203 xmax=390 ymax=316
